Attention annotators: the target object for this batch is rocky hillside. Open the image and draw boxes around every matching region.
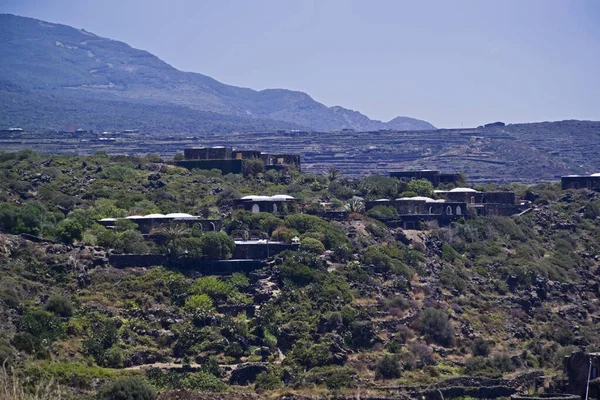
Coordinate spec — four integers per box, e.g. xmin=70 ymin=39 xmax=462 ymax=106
xmin=0 ymin=14 xmax=434 ymax=133
xmin=0 ymin=150 xmax=599 ymax=399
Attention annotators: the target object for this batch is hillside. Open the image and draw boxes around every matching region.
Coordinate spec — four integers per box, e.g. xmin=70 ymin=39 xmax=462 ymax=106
xmin=1 ymin=150 xmax=600 ymax=399
xmin=1 ymin=120 xmax=598 ymax=182
xmin=0 ymin=13 xmax=435 ymax=133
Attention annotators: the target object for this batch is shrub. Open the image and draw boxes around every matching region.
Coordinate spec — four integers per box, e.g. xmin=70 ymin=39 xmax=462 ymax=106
xmin=184 ymin=294 xmax=215 ymax=313
xmin=465 ymin=355 xmax=515 ymax=377
xmin=375 ymin=354 xmax=401 ymax=380
xmin=21 ymin=309 xmax=64 ymax=342
xmin=254 ymin=371 xmax=283 ymax=391
xmin=407 ymin=179 xmax=434 ymax=197
xmin=366 ymin=205 xmax=398 ymax=219
xmin=198 ymin=232 xmax=235 ymax=259
xmin=471 ymin=338 xmax=491 ymax=357
xmin=243 ymin=159 xmax=265 ymax=176
xmin=182 ymin=371 xmax=227 ymax=392
xmin=300 ymin=237 xmax=325 ymax=255
xmin=55 ymin=218 xmax=84 ymax=243
xmin=45 ymin=295 xmax=73 ymax=318
xmin=96 ymin=376 xmax=157 ymax=400
xmin=418 ymin=308 xmax=455 ymax=346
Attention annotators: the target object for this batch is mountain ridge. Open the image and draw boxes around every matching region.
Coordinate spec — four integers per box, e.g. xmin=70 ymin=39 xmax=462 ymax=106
xmin=0 ymin=13 xmax=435 ymax=132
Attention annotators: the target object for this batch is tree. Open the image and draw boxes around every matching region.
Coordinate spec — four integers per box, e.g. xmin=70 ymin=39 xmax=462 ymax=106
xmin=198 ymin=232 xmax=235 ymax=259
xmin=55 ymin=218 xmax=83 ymax=243
xmin=300 ymin=237 xmax=325 ymax=255
xmin=471 ymin=337 xmax=491 ymax=357
xmin=406 ymin=179 xmax=434 ymax=197
xmin=418 ymin=308 xmax=455 ymax=346
xmin=327 ymin=167 xmax=341 ymax=182
xmin=375 ymin=355 xmax=401 ymax=380
xmin=344 ymin=198 xmax=364 ymax=213
xmin=243 ymin=159 xmax=265 ymax=176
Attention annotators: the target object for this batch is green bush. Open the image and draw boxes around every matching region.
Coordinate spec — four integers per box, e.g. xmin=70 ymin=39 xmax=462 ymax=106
xmin=471 ymin=337 xmax=491 ymax=357
xmin=198 ymin=232 xmax=235 ymax=259
xmin=375 ymin=354 xmax=401 ymax=380
xmin=55 ymin=218 xmax=84 ymax=243
xmin=96 ymin=376 xmax=157 ymax=400
xmin=254 ymin=371 xmax=283 ymax=391
xmin=366 ymin=205 xmax=398 ymax=219
xmin=418 ymin=308 xmax=455 ymax=346
xmin=21 ymin=309 xmax=64 ymax=342
xmin=45 ymin=295 xmax=73 ymax=318
xmin=465 ymin=355 xmax=515 ymax=377
xmin=300 ymin=237 xmax=325 ymax=255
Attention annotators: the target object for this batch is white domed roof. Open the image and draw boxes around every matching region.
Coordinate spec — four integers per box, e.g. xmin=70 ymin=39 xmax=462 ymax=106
xmin=449 ymin=187 xmax=478 ymax=193
xmin=270 ymin=194 xmax=295 ymax=200
xmin=143 ymin=213 xmax=167 ymax=218
xmin=99 ymin=218 xmax=117 ymax=222
xmin=374 ymin=199 xmax=390 ymax=202
xmin=125 ymin=215 xmax=144 ymax=219
xmin=241 ymin=195 xmax=269 ymax=201
xmin=591 ymin=173 xmax=600 ymax=177
xmin=409 ymin=196 xmax=435 ymax=202
xmin=166 ymin=213 xmax=194 ymax=218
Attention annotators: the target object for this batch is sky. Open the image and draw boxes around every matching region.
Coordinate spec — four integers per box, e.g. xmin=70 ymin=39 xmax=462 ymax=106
xmin=1 ymin=0 xmax=599 ymax=128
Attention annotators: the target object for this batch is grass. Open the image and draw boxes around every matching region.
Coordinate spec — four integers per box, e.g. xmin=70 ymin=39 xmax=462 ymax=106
xmin=0 ymin=364 xmax=64 ymax=400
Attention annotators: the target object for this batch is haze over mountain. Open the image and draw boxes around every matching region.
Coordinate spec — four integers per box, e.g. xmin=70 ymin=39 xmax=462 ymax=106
xmin=0 ymin=14 xmax=435 ymax=132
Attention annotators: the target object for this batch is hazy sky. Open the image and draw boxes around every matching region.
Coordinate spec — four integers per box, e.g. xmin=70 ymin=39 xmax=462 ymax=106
xmin=2 ymin=0 xmax=599 ymax=128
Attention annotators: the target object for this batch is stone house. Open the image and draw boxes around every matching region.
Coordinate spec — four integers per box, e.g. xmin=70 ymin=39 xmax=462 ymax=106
xmin=98 ymin=213 xmax=222 ymax=235
xmin=234 ymin=195 xmax=298 ymax=214
xmin=365 ymin=196 xmax=468 ymax=229
xmin=389 ymin=170 xmax=461 ymax=187
xmin=435 ymin=187 xmax=519 ymax=216
xmin=561 ymin=174 xmax=600 ymax=190
xmin=179 ymin=147 xmax=301 ymax=172
xmin=564 ymin=351 xmax=600 ymax=399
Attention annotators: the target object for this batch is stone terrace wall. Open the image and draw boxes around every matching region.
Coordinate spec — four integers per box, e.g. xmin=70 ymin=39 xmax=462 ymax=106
xmin=109 ymin=254 xmax=264 ymax=274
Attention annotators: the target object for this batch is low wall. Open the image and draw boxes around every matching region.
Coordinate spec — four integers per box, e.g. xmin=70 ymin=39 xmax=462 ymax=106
xmin=233 ymin=243 xmax=298 ymax=259
xmin=108 ymin=254 xmax=265 ymax=274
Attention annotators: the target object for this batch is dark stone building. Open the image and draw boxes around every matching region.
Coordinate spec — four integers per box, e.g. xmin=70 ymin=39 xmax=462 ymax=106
xmin=564 ymin=351 xmax=600 ymax=399
xmin=389 ymin=170 xmax=461 ymax=187
xmin=234 ymin=195 xmax=298 ymax=214
xmin=561 ymin=174 xmax=600 ymax=190
xmin=184 ymin=146 xmax=232 ymax=160
xmin=365 ymin=196 xmax=468 ymax=229
xmin=179 ymin=147 xmax=301 ymax=173
xmin=98 ymin=213 xmax=222 ymax=235
xmin=436 ymin=188 xmax=519 ymax=216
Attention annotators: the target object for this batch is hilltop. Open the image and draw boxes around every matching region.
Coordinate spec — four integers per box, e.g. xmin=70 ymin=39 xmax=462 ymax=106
xmin=0 ymin=14 xmax=434 ymax=133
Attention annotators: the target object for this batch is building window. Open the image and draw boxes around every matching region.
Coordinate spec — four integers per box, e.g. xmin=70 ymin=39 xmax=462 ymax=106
xmin=470 ymin=196 xmax=475 ymax=204
xmin=273 ymin=203 xmax=278 ymax=213
xmin=428 ymin=207 xmax=433 ymax=215
xmin=446 ymin=206 xmax=452 ymax=215
xmin=456 ymin=206 xmax=462 ymax=215
xmin=252 ymin=204 xmax=260 ymax=214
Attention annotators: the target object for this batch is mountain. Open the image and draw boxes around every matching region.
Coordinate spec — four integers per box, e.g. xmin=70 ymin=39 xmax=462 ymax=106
xmin=0 ymin=14 xmax=435 ymax=132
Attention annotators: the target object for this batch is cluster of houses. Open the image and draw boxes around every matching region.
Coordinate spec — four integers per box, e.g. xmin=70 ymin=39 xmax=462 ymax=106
xmin=99 ymin=146 xmax=599 ymax=238
xmin=364 ymin=172 xmax=523 ymax=229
